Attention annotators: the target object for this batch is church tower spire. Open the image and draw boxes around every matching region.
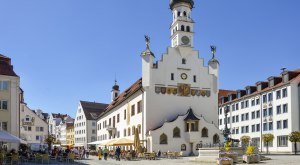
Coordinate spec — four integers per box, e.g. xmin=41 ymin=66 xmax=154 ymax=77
xmin=111 ymin=79 xmax=120 ymax=101
xmin=170 ymin=0 xmax=195 ymax=47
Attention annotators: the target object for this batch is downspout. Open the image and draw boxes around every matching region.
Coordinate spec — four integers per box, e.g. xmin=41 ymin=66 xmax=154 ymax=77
xmin=18 ymin=86 xmax=21 ymax=138
xmin=139 ymin=88 xmax=145 ymax=147
xmin=260 ymin=93 xmax=263 ymax=152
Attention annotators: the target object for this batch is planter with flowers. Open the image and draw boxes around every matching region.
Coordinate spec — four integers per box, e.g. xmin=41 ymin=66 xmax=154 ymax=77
xmin=216 ymin=157 xmax=233 ymax=165
xmin=219 ymin=141 xmax=238 ymax=163
xmin=243 ymin=146 xmax=260 ymax=164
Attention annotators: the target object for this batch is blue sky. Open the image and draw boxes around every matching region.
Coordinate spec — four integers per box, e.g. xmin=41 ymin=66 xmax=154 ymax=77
xmin=0 ymin=0 xmax=299 ymax=117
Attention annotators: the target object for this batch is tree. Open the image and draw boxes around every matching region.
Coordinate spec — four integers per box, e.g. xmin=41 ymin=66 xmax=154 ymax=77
xmin=44 ymin=135 xmax=56 ymax=151
xmin=240 ymin=136 xmax=251 ymax=148
xmin=262 ymin=134 xmax=274 ymax=154
xmin=289 ymin=131 xmax=300 ymax=155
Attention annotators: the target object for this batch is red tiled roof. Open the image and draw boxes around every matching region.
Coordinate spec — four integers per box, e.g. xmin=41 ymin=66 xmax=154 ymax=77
xmin=99 ymin=78 xmax=143 ymax=118
xmin=218 ymin=89 xmax=235 ymax=104
xmin=52 ymin=113 xmax=68 ymax=119
xmin=0 ymin=55 xmax=18 ymax=77
xmin=80 ymin=101 xmax=108 ymax=120
xmin=219 ymin=69 xmax=300 ymax=107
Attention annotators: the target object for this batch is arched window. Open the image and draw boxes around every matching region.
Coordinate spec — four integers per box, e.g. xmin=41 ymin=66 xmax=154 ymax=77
xmin=181 ymin=25 xmax=185 ymax=31
xmin=160 ymin=133 xmax=168 ymax=144
xmin=124 ymin=129 xmax=127 ymax=137
xmin=182 ymin=58 xmax=186 ymax=64
xmin=183 ymin=11 xmax=187 ymax=17
xmin=132 ymin=126 xmax=136 ymax=135
xmin=213 ymin=134 xmax=220 ymax=144
xmin=138 ymin=125 xmax=141 ymax=134
xmin=177 ymin=11 xmax=181 ymax=17
xmin=181 ymin=144 xmax=186 ymax=151
xmin=128 ymin=128 xmax=131 ymax=136
xmin=202 ymin=127 xmax=208 ymax=137
xmin=186 ymin=26 xmax=190 ymax=32
xmin=173 ymin=127 xmax=181 ymax=138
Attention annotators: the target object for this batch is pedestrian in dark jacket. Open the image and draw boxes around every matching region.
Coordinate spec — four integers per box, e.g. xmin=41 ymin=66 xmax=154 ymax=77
xmin=115 ymin=147 xmax=121 ymax=161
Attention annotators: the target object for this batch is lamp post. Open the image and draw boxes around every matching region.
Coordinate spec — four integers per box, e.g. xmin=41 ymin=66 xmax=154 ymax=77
xmin=223 ymin=106 xmax=231 ymax=143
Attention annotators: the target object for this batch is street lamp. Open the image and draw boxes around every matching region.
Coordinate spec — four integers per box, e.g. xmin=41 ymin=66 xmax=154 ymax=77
xmin=223 ymin=106 xmax=231 ymax=143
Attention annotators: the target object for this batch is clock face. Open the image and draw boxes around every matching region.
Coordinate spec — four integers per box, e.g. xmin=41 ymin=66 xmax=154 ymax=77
xmin=181 ymin=73 xmax=188 ymax=80
xmin=181 ymin=36 xmax=190 ymax=45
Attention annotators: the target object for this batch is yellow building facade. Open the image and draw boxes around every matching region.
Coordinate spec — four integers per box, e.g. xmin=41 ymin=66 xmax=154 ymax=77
xmin=66 ymin=123 xmax=75 ymax=147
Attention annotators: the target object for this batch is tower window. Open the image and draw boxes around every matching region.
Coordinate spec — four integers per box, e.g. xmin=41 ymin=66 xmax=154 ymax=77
xmin=187 ymin=26 xmax=190 ymax=32
xmin=183 ymin=11 xmax=187 ymax=17
xmin=171 ymin=73 xmax=174 ymax=80
xmin=181 ymin=25 xmax=185 ymax=31
xmin=193 ymin=75 xmax=197 ymax=83
xmin=177 ymin=11 xmax=181 ymax=17
xmin=182 ymin=58 xmax=186 ymax=64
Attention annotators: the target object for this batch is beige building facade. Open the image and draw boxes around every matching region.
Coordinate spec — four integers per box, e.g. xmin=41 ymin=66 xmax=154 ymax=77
xmin=20 ymin=103 xmax=49 ymax=146
xmin=66 ymin=123 xmax=75 ymax=147
xmin=0 ymin=54 xmax=21 ymax=150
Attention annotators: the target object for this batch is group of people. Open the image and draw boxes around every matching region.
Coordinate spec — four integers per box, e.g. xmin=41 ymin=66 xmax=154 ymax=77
xmin=50 ymin=146 xmax=90 ymax=160
xmin=98 ymin=146 xmax=121 ymax=161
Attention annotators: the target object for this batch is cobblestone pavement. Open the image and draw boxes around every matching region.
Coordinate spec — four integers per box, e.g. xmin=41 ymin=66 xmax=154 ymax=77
xmin=73 ymin=155 xmax=300 ymax=165
xmin=20 ymin=155 xmax=300 ymax=165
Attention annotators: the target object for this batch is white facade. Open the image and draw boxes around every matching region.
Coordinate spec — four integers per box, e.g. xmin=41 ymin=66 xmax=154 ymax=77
xmin=47 ymin=113 xmax=69 ymax=139
xmin=219 ymin=70 xmax=300 ymax=153
xmin=96 ymin=0 xmax=222 ymax=156
xmin=74 ymin=102 xmax=99 ymax=148
xmin=20 ymin=104 xmax=48 ymax=145
xmin=58 ymin=121 xmax=67 ymax=145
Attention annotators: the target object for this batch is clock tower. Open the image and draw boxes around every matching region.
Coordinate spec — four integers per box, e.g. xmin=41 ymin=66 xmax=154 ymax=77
xmin=170 ymin=0 xmax=195 ymax=47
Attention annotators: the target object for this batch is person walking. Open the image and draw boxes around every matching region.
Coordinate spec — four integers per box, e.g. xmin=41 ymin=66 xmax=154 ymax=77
xmin=103 ymin=146 xmax=108 ymax=160
xmin=81 ymin=147 xmax=86 ymax=159
xmin=98 ymin=147 xmax=103 ymax=160
xmin=115 ymin=146 xmax=121 ymax=161
xmin=86 ymin=148 xmax=89 ymax=159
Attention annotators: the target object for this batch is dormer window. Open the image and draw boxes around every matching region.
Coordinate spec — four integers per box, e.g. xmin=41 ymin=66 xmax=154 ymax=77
xmin=246 ymin=89 xmax=251 ymax=95
xmin=237 ymin=92 xmax=241 ymax=98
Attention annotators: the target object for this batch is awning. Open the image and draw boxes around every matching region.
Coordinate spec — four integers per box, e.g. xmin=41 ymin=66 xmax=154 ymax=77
xmin=0 ymin=131 xmax=25 ymax=144
xmin=104 ymin=139 xmax=117 ymax=146
xmin=111 ymin=138 xmax=133 ymax=146
xmin=20 ymin=139 xmax=28 ymax=144
xmin=74 ymin=144 xmax=84 ymax=147
xmin=87 ymin=141 xmax=102 ymax=145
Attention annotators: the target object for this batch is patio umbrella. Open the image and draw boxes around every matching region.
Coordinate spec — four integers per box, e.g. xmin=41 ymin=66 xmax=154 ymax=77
xmin=112 ymin=138 xmax=133 ymax=146
xmin=87 ymin=141 xmax=103 ymax=145
xmin=105 ymin=139 xmax=117 ymax=146
xmin=0 ymin=131 xmax=24 ymax=143
xmin=134 ymin=128 xmax=141 ymax=153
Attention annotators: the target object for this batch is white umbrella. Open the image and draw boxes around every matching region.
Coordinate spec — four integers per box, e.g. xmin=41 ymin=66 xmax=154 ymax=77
xmin=0 ymin=131 xmax=24 ymax=143
xmin=87 ymin=141 xmax=102 ymax=145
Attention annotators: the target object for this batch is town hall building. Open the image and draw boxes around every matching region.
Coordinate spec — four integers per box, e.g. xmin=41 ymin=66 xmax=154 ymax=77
xmin=95 ymin=0 xmax=222 ymax=156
